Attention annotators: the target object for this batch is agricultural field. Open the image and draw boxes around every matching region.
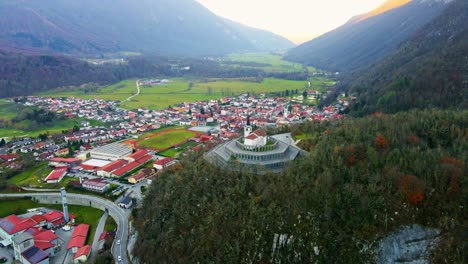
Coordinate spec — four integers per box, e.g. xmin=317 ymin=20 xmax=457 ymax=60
xmin=137 ymin=127 xmax=198 ymax=151
xmin=37 ymin=79 xmax=137 ymax=102
xmin=0 ymin=100 xmax=19 ymax=121
xmin=224 ymin=52 xmax=316 ymax=73
xmin=0 ymin=117 xmax=104 ymax=138
xmin=127 ymin=77 xmax=308 ymax=109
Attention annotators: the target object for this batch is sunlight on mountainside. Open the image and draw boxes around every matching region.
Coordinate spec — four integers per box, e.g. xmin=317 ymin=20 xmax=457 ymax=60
xmin=358 ymin=0 xmax=412 ymax=22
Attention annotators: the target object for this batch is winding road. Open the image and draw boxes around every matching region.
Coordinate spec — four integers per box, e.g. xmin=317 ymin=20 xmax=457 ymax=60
xmin=0 ymin=193 xmax=131 ymax=264
xmin=123 ymin=79 xmax=141 ymax=103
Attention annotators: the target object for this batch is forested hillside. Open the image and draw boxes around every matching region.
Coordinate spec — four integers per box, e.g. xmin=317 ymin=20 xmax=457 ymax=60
xmin=285 ymin=0 xmax=449 ymax=71
xmin=348 ymin=0 xmax=467 ymax=115
xmin=0 ymin=0 xmax=293 ymax=56
xmin=134 ymin=110 xmax=466 ymax=263
xmin=0 ymin=51 xmax=170 ymax=98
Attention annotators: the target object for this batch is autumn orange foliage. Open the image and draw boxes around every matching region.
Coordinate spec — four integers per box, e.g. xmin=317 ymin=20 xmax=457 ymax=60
xmin=399 ymin=175 xmax=425 ymax=205
xmin=440 ymin=157 xmax=464 ymax=168
xmin=345 ymin=145 xmax=357 ymax=167
xmin=406 ymin=135 xmax=420 ymax=146
xmin=375 ymin=134 xmax=389 ymax=150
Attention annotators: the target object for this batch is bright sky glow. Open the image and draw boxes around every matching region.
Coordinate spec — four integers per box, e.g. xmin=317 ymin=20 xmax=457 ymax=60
xmin=197 ymin=0 xmax=388 ymax=44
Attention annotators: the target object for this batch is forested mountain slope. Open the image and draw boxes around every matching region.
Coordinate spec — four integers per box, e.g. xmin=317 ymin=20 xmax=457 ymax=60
xmin=0 ymin=0 xmax=293 ymax=56
xmin=285 ymin=0 xmax=450 ymax=72
xmin=134 ymin=110 xmax=466 ymax=263
xmin=348 ymin=0 xmax=467 ymax=115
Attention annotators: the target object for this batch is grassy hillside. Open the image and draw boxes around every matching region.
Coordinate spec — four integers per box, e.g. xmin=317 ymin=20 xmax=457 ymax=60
xmin=134 ymin=109 xmax=466 ymax=263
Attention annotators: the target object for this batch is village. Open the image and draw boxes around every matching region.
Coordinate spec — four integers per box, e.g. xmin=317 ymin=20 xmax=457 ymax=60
xmin=0 ymin=90 xmax=348 ymax=186
xmin=0 ymin=89 xmax=349 ymax=264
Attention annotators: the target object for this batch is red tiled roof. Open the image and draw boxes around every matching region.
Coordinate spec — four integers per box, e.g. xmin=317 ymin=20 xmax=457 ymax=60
xmin=34 ymin=230 xmax=57 ymax=250
xmin=98 ymin=159 xmax=128 ymax=172
xmin=80 ymin=164 xmax=98 ymax=171
xmin=31 ymin=215 xmax=46 ymax=223
xmin=245 ymin=133 xmax=258 ymax=140
xmin=34 ymin=230 xmax=57 ymax=242
xmin=45 ymin=168 xmax=67 ymax=182
xmin=74 ymin=245 xmax=92 ymax=259
xmin=67 ymin=236 xmax=86 ymax=249
xmin=154 ymin=157 xmax=175 ymax=166
xmin=113 ymin=162 xmax=140 ymax=176
xmin=136 ymin=155 xmax=152 ymax=164
xmin=129 ymin=150 xmax=149 ymax=160
xmin=253 ymin=129 xmax=267 ymax=137
xmin=72 ymin=224 xmax=89 ymax=238
xmin=34 ymin=240 xmax=54 ymax=250
xmin=83 ymin=180 xmax=108 ymax=188
xmin=0 ymin=215 xmax=37 ymax=235
xmin=43 ymin=211 xmax=64 ymax=222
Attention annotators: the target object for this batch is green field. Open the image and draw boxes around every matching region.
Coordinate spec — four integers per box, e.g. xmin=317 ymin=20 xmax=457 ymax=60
xmin=225 ymin=52 xmax=316 ymax=73
xmin=158 ymin=141 xmax=198 ymax=158
xmin=8 ymin=162 xmax=52 ymax=186
xmin=0 ymin=100 xmax=19 ymax=121
xmin=138 ymin=129 xmax=196 ymax=150
xmin=37 ymin=79 xmax=137 ymax=102
xmin=0 ymin=198 xmax=104 ymax=244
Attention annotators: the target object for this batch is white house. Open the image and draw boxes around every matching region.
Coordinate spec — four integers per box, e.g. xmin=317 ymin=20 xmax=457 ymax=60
xmin=244 ymin=127 xmax=267 ymax=147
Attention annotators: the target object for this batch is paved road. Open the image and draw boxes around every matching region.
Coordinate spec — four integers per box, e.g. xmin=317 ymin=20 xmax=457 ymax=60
xmin=0 ymin=193 xmax=131 ymax=264
xmin=123 ymin=79 xmax=141 ymax=102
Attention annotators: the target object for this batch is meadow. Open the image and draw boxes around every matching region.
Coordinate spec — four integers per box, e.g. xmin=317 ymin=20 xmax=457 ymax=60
xmin=225 ymin=52 xmax=316 ymax=73
xmin=137 ymin=128 xmax=197 ymax=151
xmin=0 ymin=117 xmax=104 ymax=138
xmin=7 ymin=162 xmax=51 ymax=186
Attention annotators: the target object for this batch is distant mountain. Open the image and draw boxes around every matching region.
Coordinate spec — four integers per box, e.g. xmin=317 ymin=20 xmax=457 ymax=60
xmin=348 ymin=0 xmax=467 ymax=114
xmin=285 ymin=0 xmax=451 ymax=72
xmin=0 ymin=0 xmax=292 ymax=56
xmin=222 ymin=19 xmax=295 ymax=51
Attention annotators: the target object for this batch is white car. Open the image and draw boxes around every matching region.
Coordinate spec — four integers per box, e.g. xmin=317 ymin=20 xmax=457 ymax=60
xmin=117 ymin=240 xmax=121 ymax=245
xmin=118 ymin=256 xmax=121 ymax=261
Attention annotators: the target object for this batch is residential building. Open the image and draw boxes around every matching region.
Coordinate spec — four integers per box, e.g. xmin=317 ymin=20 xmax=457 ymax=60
xmin=74 ymin=245 xmax=91 ymax=263
xmin=154 ymin=157 xmax=177 ymax=171
xmin=82 ymin=180 xmax=110 ymax=193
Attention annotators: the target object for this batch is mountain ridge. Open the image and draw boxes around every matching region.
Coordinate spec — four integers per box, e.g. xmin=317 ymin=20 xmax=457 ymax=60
xmin=0 ymin=0 xmax=293 ymax=56
xmin=285 ymin=0 xmax=450 ymax=72
xmin=347 ymin=0 xmax=467 ymax=114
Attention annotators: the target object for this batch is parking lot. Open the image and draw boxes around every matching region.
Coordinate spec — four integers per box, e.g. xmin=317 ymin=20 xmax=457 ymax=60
xmin=0 ymin=244 xmax=14 ymax=264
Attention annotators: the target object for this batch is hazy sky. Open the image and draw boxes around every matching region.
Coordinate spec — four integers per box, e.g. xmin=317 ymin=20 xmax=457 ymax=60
xmin=197 ymin=0 xmax=388 ymax=44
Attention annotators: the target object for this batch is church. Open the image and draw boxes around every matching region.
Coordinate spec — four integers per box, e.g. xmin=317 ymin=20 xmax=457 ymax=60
xmin=205 ymin=122 xmax=307 ymax=174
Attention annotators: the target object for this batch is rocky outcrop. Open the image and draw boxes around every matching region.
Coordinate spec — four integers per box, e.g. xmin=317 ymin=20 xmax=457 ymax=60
xmin=375 ymin=225 xmax=440 ymax=264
